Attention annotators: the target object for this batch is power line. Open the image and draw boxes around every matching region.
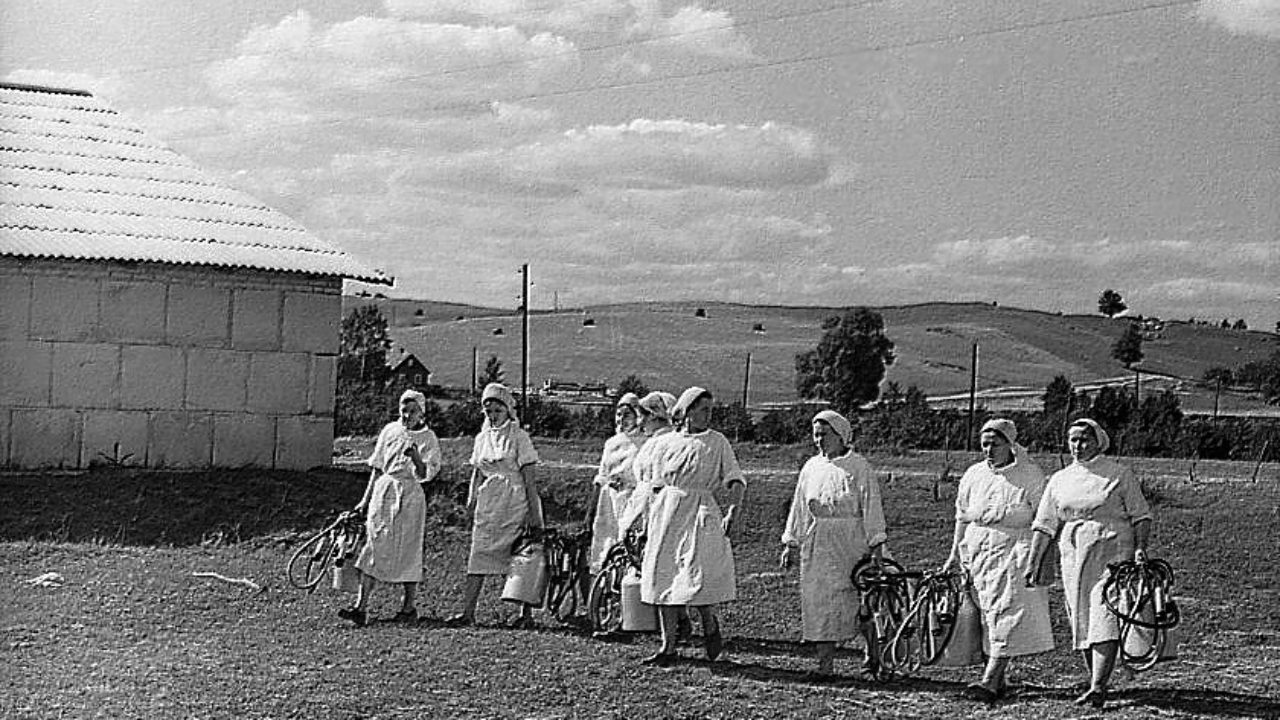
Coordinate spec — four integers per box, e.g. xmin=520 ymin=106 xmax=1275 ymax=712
xmin=160 ymin=0 xmax=1201 ymax=145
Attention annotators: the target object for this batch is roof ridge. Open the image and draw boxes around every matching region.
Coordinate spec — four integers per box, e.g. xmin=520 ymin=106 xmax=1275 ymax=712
xmin=0 ymin=227 xmax=346 ymax=256
xmin=0 ymin=179 xmax=275 ymax=212
xmin=1 ymin=143 xmax=198 ymax=170
xmin=0 ymin=82 xmax=92 ymax=97
xmin=1 ymin=200 xmax=309 ymax=233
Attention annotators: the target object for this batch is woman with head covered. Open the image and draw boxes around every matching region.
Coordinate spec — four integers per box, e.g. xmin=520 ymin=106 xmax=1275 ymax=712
xmin=639 ymin=387 xmax=746 ymax=665
xmin=1029 ymin=418 xmax=1152 ymax=709
xmin=586 ymin=393 xmax=647 ymax=581
xmin=339 ymin=389 xmax=441 ymax=626
xmin=616 ymin=390 xmax=679 ymax=541
xmin=446 ymin=383 xmax=545 ymax=628
xmin=780 ymin=410 xmax=888 ymax=678
xmin=942 ymin=418 xmax=1055 ymax=701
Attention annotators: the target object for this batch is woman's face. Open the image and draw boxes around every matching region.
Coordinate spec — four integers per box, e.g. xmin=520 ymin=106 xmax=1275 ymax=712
xmin=482 ymin=399 xmax=510 ymax=426
xmin=980 ymin=430 xmax=1014 ymax=466
xmin=616 ymin=404 xmax=638 ymax=432
xmin=1068 ymin=425 xmax=1100 ymax=461
xmin=399 ymin=399 xmax=424 ymax=427
xmin=637 ymin=406 xmax=661 ymax=432
xmin=684 ymin=395 xmax=712 ymax=431
xmin=812 ymin=421 xmax=847 ymax=457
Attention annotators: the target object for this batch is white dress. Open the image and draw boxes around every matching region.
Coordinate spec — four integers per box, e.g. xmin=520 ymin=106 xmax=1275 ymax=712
xmin=354 ymin=421 xmax=441 ymax=583
xmin=782 ymin=451 xmax=886 ymax=642
xmin=1033 ymin=456 xmax=1151 ymax=650
xmin=640 ymin=429 xmax=743 ymax=606
xmin=588 ymin=429 xmax=647 ymax=573
xmin=616 ymin=427 xmax=677 ymax=542
xmin=955 ymin=456 xmax=1055 ymax=658
xmin=467 ymin=420 xmax=540 ymax=575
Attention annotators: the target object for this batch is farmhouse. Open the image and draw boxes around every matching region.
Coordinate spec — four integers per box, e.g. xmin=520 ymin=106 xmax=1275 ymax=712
xmin=388 ymin=349 xmax=431 ymax=389
xmin=0 ymin=83 xmax=390 ymax=470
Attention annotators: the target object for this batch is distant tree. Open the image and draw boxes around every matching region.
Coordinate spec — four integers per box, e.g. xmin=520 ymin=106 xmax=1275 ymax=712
xmin=339 ymin=305 xmax=391 ymax=382
xmin=1232 ymin=319 xmax=1249 ymax=331
xmin=1098 ymin=289 xmax=1127 ymax=318
xmin=1043 ymin=375 xmax=1074 ymax=415
xmin=1131 ymin=390 xmax=1184 ymax=455
xmin=795 ymin=308 xmax=896 ymax=415
xmin=480 ymin=355 xmax=505 ymax=386
xmin=1221 ymin=319 xmax=1231 ymax=329
xmin=615 ymin=374 xmax=649 ymax=399
xmin=1089 ymin=387 xmax=1133 ymax=439
xmin=1111 ymin=322 xmax=1145 ymax=368
xmin=1274 ymin=320 xmax=1279 ymax=336
xmin=882 ymin=381 xmax=904 ymax=407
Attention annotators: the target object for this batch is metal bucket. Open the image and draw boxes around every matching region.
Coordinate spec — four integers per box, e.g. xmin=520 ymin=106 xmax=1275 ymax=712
xmin=501 ymin=541 xmax=549 ymax=607
xmin=332 ymin=562 xmax=361 ymax=593
xmin=935 ymin=584 xmax=985 ymax=666
xmin=620 ymin=569 xmax=657 ymax=632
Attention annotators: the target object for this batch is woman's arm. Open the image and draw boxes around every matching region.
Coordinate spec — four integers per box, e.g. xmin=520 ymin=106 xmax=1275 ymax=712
xmin=1025 ymin=529 xmax=1053 ymax=587
xmin=522 ymin=464 xmax=545 ymax=528
xmin=1132 ymin=517 xmax=1152 ymax=562
xmin=354 ymin=468 xmax=378 ymax=513
xmin=942 ymin=519 xmax=968 ymax=572
xmin=722 ymin=478 xmax=746 ymax=538
xmin=466 ymin=467 xmax=480 ymax=515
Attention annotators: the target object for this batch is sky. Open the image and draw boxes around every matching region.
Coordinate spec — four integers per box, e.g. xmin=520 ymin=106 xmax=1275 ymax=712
xmin=2 ymin=0 xmax=1277 ymax=328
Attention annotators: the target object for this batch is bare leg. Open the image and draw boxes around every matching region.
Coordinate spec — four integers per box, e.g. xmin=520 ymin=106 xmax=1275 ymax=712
xmin=980 ymin=655 xmax=1010 ymax=693
xmin=697 ymin=605 xmax=723 ymax=660
xmin=814 ymin=641 xmax=835 ymax=675
xmin=859 ymin=619 xmax=880 ymax=676
xmin=400 ymin=582 xmax=417 ymax=614
xmin=354 ymin=572 xmax=375 ymax=611
xmin=657 ymin=606 xmax=680 ymax=654
xmin=1075 ymin=641 xmax=1117 ymax=708
xmin=456 ymin=574 xmax=484 ymax=621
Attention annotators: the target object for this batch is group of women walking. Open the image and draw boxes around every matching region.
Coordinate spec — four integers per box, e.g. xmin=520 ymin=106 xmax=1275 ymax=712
xmin=338 ymin=383 xmax=1155 ymax=710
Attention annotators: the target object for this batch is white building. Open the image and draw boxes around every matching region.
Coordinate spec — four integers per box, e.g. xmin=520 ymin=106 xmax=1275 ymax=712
xmin=0 ymin=83 xmax=390 ymax=470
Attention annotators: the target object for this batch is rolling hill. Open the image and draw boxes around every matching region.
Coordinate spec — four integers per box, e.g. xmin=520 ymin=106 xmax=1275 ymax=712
xmin=345 ymin=298 xmax=1279 ymax=416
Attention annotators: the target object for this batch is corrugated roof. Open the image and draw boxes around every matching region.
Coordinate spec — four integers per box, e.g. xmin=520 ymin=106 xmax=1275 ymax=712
xmin=0 ymin=83 xmax=391 ymax=284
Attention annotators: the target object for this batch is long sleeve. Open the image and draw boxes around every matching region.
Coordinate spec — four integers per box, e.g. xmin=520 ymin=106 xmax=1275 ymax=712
xmin=1031 ymin=477 xmax=1062 ymax=536
xmin=781 ymin=469 xmax=810 ymax=545
xmin=861 ymin=464 xmax=888 ymax=548
xmin=419 ymin=431 xmax=442 ymax=482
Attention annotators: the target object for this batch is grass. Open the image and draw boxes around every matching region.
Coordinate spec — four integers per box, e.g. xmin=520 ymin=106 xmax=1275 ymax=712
xmin=3 ymin=441 xmax=1279 ymax=719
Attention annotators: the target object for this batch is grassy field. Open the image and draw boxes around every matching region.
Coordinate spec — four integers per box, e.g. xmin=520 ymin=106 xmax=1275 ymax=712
xmin=3 ymin=440 xmax=1279 ymax=719
xmin=370 ymin=298 xmax=1279 ymax=411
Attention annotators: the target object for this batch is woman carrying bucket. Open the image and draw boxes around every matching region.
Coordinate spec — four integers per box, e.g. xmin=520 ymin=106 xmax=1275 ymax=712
xmin=586 ymin=393 xmax=647 ymax=594
xmin=339 ymin=389 xmax=441 ymax=626
xmin=1029 ymin=418 xmax=1152 ymax=710
xmin=942 ymin=418 xmax=1054 ymax=701
xmin=639 ymin=387 xmax=745 ymax=665
xmin=780 ymin=410 xmax=888 ymax=678
xmin=446 ymin=383 xmax=545 ymax=629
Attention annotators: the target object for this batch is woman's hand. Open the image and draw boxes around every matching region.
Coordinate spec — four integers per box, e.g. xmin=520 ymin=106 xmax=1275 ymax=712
xmin=721 ymin=506 xmax=737 ymax=538
xmin=353 ymin=501 xmax=368 ymax=516
xmin=941 ymin=554 xmax=959 ymax=574
xmin=779 ymin=544 xmax=796 ymax=570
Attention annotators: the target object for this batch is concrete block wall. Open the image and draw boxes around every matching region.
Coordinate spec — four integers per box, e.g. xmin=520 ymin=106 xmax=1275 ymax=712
xmin=0 ymin=258 xmax=344 ymax=470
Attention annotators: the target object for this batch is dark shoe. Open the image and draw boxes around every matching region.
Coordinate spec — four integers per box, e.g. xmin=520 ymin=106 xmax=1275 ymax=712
xmin=964 ymin=682 xmax=999 ymax=704
xmin=392 ymin=608 xmax=418 ymax=623
xmin=1075 ymin=688 xmax=1106 ymax=709
xmin=805 ymin=669 xmax=837 ymax=683
xmin=508 ymin=615 xmax=537 ymax=630
xmin=859 ymin=656 xmax=881 ymax=680
xmin=443 ymin=613 xmax=474 ymax=627
xmin=337 ymin=606 xmax=367 ymax=627
xmin=704 ymin=628 xmax=724 ymax=661
xmin=641 ymin=652 xmax=678 ymax=667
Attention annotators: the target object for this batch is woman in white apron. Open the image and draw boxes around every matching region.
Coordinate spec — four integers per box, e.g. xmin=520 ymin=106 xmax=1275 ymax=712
xmin=587 ymin=393 xmax=646 ymax=579
xmin=639 ymin=387 xmax=745 ymax=665
xmin=446 ymin=383 xmax=545 ymax=628
xmin=780 ymin=410 xmax=888 ymax=678
xmin=1030 ymin=418 xmax=1152 ymax=709
xmin=943 ymin=418 xmax=1054 ymax=701
xmin=340 ymin=389 xmax=441 ymax=626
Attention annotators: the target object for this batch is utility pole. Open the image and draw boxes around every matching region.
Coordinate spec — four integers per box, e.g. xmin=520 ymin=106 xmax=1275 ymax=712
xmin=741 ymin=352 xmax=752 ymax=408
xmin=966 ymin=342 xmax=979 ymax=451
xmin=520 ymin=263 xmax=530 ymax=424
xmin=1213 ymin=377 xmax=1222 ymax=420
xmin=471 ymin=345 xmax=478 ymax=394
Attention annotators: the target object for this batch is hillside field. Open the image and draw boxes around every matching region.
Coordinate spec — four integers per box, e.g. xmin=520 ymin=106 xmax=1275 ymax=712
xmin=348 ymin=298 xmax=1278 ymax=414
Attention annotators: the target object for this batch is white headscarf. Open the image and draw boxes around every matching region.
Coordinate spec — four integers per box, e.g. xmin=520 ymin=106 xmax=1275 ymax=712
xmin=638 ymin=391 xmax=672 ymax=422
xmin=1070 ymin=417 xmax=1111 ymax=454
xmin=671 ymin=386 xmax=711 ymax=422
xmin=981 ymin=417 xmax=1029 ymax=466
xmin=400 ymin=389 xmax=427 ymax=413
xmin=480 ymin=382 xmax=519 ymax=429
xmin=812 ymin=409 xmax=854 ymax=446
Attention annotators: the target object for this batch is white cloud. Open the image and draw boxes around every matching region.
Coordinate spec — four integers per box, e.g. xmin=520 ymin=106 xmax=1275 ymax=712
xmin=648 ymin=6 xmax=753 ymax=60
xmin=205 ymin=10 xmax=580 ymax=112
xmin=386 ymin=0 xmax=630 ymax=32
xmin=1196 ymin=0 xmax=1280 ymax=39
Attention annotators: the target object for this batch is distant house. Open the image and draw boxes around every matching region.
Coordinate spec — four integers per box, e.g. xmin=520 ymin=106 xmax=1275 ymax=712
xmin=540 ymin=379 xmax=609 ymax=397
xmin=0 ymin=83 xmax=390 ymax=470
xmin=388 ymin=351 xmax=431 ymax=389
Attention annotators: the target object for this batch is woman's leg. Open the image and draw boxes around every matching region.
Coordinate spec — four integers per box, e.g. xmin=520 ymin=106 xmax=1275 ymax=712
xmin=980 ymin=655 xmax=1010 ymax=693
xmin=455 ymin=574 xmax=484 ymax=621
xmin=696 ymin=605 xmax=723 ymax=660
xmin=1075 ymin=641 xmax=1117 ymax=707
xmin=642 ymin=606 xmax=681 ymax=663
xmin=400 ymin=582 xmax=417 ymax=614
xmin=814 ymin=641 xmax=835 ymax=675
xmin=354 ymin=572 xmax=375 ymax=611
